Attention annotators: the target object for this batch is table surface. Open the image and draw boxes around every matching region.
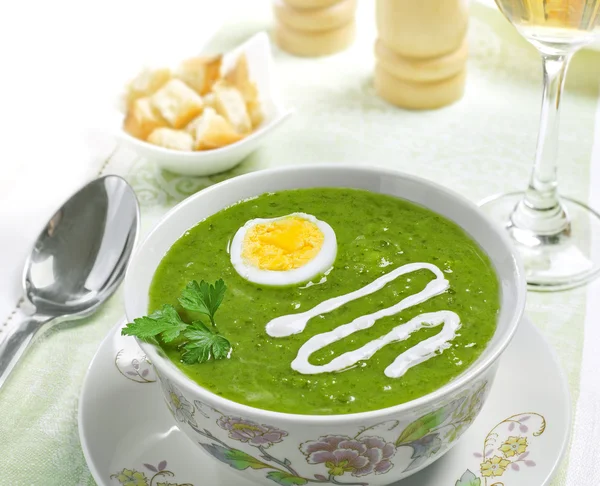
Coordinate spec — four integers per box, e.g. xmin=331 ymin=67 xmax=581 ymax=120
xmin=1 ymin=1 xmax=599 ymax=485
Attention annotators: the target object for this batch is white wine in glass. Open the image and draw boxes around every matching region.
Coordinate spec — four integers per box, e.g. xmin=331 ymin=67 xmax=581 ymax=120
xmin=498 ymin=0 xmax=600 ymax=45
xmin=480 ymin=0 xmax=600 ymax=290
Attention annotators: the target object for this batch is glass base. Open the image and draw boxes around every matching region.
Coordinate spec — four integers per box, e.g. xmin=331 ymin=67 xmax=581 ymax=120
xmin=480 ymin=192 xmax=600 ymax=291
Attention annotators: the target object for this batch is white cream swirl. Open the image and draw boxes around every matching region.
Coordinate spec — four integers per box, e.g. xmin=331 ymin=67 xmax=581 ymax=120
xmin=265 ymin=262 xmax=461 ymax=378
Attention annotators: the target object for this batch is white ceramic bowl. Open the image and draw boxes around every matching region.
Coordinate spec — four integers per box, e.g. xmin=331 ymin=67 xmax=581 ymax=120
xmin=124 ymin=165 xmax=526 ymax=485
xmin=115 ymin=32 xmax=293 ymax=176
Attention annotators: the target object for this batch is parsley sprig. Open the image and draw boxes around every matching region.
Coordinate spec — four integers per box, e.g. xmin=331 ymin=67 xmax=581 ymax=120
xmin=122 ymin=279 xmax=232 ymax=365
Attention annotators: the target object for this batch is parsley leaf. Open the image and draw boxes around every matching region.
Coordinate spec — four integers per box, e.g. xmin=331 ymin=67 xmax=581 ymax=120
xmin=181 ymin=322 xmax=231 ymax=364
xmin=122 ymin=304 xmax=187 ymax=343
xmin=121 ymin=280 xmax=232 ymax=365
xmin=178 ymin=279 xmax=226 ymax=326
xmin=180 ymin=341 xmax=211 ymax=364
xmin=158 ymin=305 xmax=188 ymax=342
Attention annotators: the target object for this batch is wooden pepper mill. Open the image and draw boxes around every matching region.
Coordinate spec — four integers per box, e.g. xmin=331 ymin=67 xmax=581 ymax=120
xmin=374 ymin=0 xmax=469 ymax=110
xmin=273 ymin=0 xmax=357 ymax=57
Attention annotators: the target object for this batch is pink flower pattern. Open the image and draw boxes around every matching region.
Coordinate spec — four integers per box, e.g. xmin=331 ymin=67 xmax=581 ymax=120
xmin=217 ymin=416 xmax=288 ymax=447
xmin=301 ymin=435 xmax=395 ymax=477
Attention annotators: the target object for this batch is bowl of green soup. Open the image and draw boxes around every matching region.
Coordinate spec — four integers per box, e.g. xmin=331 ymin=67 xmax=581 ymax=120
xmin=124 ymin=164 xmax=525 ymax=485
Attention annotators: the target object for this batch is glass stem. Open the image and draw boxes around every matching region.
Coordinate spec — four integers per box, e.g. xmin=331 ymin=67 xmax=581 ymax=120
xmin=510 ymin=52 xmax=573 ymax=236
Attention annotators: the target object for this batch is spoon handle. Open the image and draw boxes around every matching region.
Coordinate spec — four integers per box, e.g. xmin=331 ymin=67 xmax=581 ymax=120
xmin=0 ymin=315 xmax=54 ymax=390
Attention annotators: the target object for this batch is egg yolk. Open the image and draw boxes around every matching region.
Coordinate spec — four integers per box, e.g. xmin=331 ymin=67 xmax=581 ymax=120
xmin=242 ymin=216 xmax=324 ymax=271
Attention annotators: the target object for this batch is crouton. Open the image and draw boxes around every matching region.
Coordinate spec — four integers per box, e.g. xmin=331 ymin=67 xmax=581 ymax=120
xmin=123 ymin=97 xmax=168 ymax=139
xmin=212 ymin=81 xmax=252 ymax=133
xmin=187 ymin=107 xmax=245 ymax=150
xmin=176 ymin=56 xmax=222 ymax=95
xmin=126 ymin=68 xmax=171 ymax=106
xmin=151 ymin=79 xmax=204 ymax=129
xmin=147 ymin=127 xmax=194 ymax=151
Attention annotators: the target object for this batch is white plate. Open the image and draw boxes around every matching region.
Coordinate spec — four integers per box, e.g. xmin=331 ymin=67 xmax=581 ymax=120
xmin=114 ymin=32 xmax=293 ymax=177
xmin=475 ymin=0 xmax=600 ymax=51
xmin=79 ymin=317 xmax=570 ymax=486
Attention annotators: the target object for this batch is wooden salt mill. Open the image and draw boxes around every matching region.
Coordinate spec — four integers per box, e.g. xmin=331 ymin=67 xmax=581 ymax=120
xmin=273 ymin=0 xmax=357 ymax=57
xmin=374 ymin=0 xmax=469 ymax=109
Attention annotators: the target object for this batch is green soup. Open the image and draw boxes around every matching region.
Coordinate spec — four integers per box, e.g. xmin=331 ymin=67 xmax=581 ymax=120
xmin=149 ymin=188 xmax=500 ymax=415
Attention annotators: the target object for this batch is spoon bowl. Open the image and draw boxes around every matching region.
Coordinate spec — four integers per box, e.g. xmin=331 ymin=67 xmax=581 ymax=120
xmin=0 ymin=175 xmax=139 ymax=389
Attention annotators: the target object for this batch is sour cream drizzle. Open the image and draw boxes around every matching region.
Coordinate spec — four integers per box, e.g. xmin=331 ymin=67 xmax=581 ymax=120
xmin=265 ymin=262 xmax=461 ymax=378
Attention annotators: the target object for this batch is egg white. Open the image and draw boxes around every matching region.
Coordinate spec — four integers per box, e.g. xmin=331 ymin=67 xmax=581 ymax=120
xmin=229 ymin=212 xmax=337 ymax=286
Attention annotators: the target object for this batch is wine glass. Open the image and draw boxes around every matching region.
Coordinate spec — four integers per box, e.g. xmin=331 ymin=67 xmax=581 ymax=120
xmin=480 ymin=0 xmax=600 ymax=291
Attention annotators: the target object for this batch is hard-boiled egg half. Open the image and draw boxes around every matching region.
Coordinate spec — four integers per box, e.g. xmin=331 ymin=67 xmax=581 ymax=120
xmin=230 ymin=213 xmax=337 ymax=286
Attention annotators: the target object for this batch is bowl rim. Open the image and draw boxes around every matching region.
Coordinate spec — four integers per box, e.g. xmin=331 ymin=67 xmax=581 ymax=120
xmin=128 ymin=163 xmax=526 ymax=424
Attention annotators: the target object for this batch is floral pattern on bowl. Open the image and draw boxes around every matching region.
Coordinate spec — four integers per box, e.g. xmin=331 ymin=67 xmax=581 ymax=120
xmin=111 ymin=460 xmax=192 ymax=486
xmin=149 ymin=370 xmax=492 ymax=485
xmin=217 ymin=415 xmax=288 ymax=447
xmin=301 ymin=435 xmax=396 ymax=478
xmin=162 ymin=380 xmax=197 ymax=426
xmin=108 ymin=408 xmax=549 ymax=486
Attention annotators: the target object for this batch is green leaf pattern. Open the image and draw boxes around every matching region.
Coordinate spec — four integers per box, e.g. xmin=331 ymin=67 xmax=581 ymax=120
xmin=455 ymin=469 xmax=482 ymax=486
xmin=199 ymin=444 xmax=271 ymax=471
xmin=266 ymin=471 xmax=309 ymax=485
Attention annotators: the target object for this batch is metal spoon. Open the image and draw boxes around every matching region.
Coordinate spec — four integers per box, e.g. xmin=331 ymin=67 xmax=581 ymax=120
xmin=0 ymin=175 xmax=139 ymax=389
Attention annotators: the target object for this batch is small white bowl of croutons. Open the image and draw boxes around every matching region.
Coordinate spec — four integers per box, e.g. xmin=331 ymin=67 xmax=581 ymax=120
xmin=117 ymin=32 xmax=293 ymax=176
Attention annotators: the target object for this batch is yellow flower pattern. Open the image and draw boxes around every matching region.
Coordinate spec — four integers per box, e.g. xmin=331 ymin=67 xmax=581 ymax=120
xmin=499 ymin=436 xmax=528 ymax=458
xmin=110 ymin=461 xmax=192 ymax=486
xmin=112 ymin=469 xmax=148 ymax=486
xmin=456 ymin=413 xmax=547 ymax=486
xmin=480 ymin=455 xmax=511 ymax=477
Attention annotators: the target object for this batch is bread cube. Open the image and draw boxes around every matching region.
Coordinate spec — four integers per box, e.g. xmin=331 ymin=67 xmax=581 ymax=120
xmin=212 ymin=81 xmax=252 ymax=133
xmin=126 ymin=68 xmax=171 ymax=106
xmin=151 ymin=79 xmax=204 ymax=129
xmin=123 ymin=97 xmax=167 ymax=140
xmin=225 ymin=54 xmax=258 ymax=103
xmin=225 ymin=54 xmax=262 ymax=128
xmin=147 ymin=128 xmax=194 ymax=151
xmin=203 ymin=92 xmax=217 ymax=111
xmin=187 ymin=107 xmax=245 ymax=150
xmin=176 ymin=56 xmax=222 ymax=95
xmin=247 ymin=99 xmax=263 ymax=129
